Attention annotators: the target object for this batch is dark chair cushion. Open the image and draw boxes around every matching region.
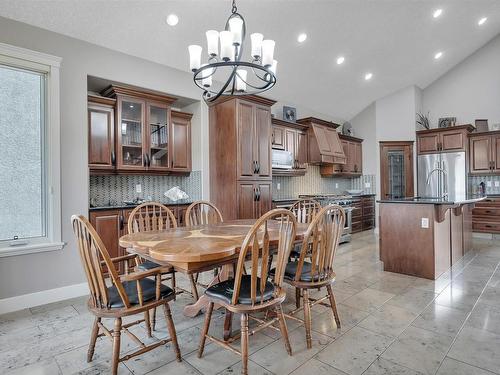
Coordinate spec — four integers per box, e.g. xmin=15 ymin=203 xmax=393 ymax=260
xmin=107 ymin=278 xmax=174 ymax=308
xmin=137 ymin=260 xmax=173 ymax=273
xmin=205 ymin=275 xmax=275 ymax=305
xmin=271 ymin=261 xmax=327 ymax=282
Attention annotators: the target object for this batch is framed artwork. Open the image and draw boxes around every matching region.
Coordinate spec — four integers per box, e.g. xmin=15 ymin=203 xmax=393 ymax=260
xmin=283 ymin=106 xmax=297 ymax=122
xmin=475 ymin=119 xmax=489 ymax=132
xmin=438 ymin=117 xmax=456 ymax=128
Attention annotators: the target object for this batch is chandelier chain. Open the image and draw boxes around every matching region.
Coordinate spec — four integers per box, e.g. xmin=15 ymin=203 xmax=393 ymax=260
xmin=231 ymin=0 xmax=237 ymax=14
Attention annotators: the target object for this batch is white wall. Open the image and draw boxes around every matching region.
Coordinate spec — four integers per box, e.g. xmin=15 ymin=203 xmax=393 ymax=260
xmin=423 ymin=33 xmax=500 ymax=128
xmin=350 ymin=103 xmax=376 ymax=175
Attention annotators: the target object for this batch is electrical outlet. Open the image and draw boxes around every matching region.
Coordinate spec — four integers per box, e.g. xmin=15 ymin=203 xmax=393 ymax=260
xmin=487 ymin=181 xmax=492 ymax=187
xmin=135 ymin=184 xmax=142 ymax=194
xmin=495 ymin=181 xmax=500 ymax=187
xmin=421 ymin=218 xmax=429 ymax=229
xmin=335 ymin=183 xmax=339 ymax=189
xmin=277 ymin=183 xmax=280 ymax=190
xmin=365 ymin=182 xmax=371 ymax=188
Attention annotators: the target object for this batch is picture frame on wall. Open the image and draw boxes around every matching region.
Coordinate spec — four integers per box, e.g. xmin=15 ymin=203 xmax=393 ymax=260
xmin=438 ymin=117 xmax=456 ymax=128
xmin=475 ymin=119 xmax=489 ymax=132
xmin=283 ymin=106 xmax=297 ymax=122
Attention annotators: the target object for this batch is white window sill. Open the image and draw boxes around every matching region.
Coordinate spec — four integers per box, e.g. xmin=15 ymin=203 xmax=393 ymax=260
xmin=0 ymin=242 xmax=65 ymax=258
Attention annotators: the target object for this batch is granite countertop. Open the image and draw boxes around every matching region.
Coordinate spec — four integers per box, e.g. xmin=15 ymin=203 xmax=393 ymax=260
xmin=377 ymin=196 xmax=486 ymax=205
xmin=89 ymin=199 xmax=194 ymax=211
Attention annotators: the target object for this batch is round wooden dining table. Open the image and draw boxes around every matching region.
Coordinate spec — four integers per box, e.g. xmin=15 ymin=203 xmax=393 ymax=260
xmin=119 ymin=218 xmax=310 ymax=339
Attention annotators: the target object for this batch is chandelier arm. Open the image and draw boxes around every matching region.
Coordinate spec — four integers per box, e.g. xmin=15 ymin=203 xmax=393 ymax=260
xmin=206 ymin=65 xmax=239 ymax=102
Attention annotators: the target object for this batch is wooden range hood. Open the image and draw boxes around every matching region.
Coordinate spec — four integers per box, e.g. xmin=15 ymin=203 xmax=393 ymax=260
xmin=296 ymin=117 xmax=346 ymax=164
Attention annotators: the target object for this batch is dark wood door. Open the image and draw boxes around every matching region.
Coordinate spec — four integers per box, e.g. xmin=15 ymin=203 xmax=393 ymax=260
xmin=256 ymin=182 xmax=272 ymax=217
xmin=380 ymin=141 xmax=414 ymax=199
xmin=285 ymin=128 xmax=296 ymax=166
xmin=353 ymin=142 xmax=362 ymax=174
xmin=116 ymin=96 xmax=147 ymax=171
xmin=469 ymin=135 xmax=491 ymax=174
xmin=237 ymin=101 xmax=256 ymax=178
xmin=296 ymin=131 xmax=308 ymax=169
xmin=238 ymin=182 xmax=257 ymax=219
xmin=88 ymin=103 xmax=115 ymax=170
xmin=441 ymin=130 xmax=466 ymax=152
xmin=492 ymin=134 xmax=500 ymax=173
xmin=146 ymin=101 xmax=170 ymax=172
xmin=254 ymin=105 xmax=272 ymax=178
xmin=417 ymin=133 xmax=439 ymax=154
xmin=271 ymin=125 xmax=285 ymax=150
xmin=170 ymin=112 xmax=192 ymax=171
xmin=89 ymin=210 xmax=124 ymax=274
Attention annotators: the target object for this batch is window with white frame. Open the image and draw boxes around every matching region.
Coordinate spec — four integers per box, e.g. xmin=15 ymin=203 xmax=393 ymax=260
xmin=0 ymin=43 xmax=62 ymax=256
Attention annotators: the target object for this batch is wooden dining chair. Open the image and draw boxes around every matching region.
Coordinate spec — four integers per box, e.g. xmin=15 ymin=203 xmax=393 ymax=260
xmin=127 ymin=202 xmax=180 ymax=332
xmin=71 ymin=215 xmax=181 ymax=375
xmin=198 ymin=209 xmax=297 ymax=375
xmin=184 ymin=200 xmax=224 ymax=300
xmin=281 ymin=204 xmax=345 ymax=349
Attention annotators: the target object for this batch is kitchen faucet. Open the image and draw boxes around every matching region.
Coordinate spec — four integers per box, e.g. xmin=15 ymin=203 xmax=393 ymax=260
xmin=426 ymin=167 xmax=448 ymax=200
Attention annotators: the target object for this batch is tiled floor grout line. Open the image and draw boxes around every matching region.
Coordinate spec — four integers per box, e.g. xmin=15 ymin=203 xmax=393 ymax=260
xmin=432 ymin=258 xmax=500 ymax=375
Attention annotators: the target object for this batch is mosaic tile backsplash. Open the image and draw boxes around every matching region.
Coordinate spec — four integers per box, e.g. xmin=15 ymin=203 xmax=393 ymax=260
xmin=272 ymin=165 xmax=376 ymax=199
xmin=89 ymin=172 xmax=202 ymax=207
xmin=469 ymin=175 xmax=500 ymax=195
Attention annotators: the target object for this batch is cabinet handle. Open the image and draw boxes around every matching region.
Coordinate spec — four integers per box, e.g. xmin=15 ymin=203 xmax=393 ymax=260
xmin=253 ymin=187 xmax=257 ymax=201
xmin=256 ymin=161 xmax=260 ymax=174
xmin=171 ymin=159 xmax=174 ymax=168
xmin=256 ymin=187 xmax=261 ymax=201
xmin=119 ymin=215 xmax=124 ymax=230
xmin=146 ymin=154 xmax=151 ymax=167
xmin=271 ymin=133 xmax=275 ymax=144
xmin=143 ymin=153 xmax=146 ymax=167
xmin=111 ymin=151 xmax=116 ymax=166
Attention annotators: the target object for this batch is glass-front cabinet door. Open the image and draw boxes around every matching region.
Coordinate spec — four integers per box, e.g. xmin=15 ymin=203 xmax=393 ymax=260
xmin=380 ymin=141 xmax=414 ymax=199
xmin=146 ymin=102 xmax=170 ymax=171
xmin=387 ymin=150 xmax=406 ymax=198
xmin=117 ymin=97 xmax=145 ymax=170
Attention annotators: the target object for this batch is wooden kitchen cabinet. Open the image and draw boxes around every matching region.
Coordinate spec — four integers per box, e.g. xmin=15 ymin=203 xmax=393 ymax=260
xmin=88 ymin=95 xmax=116 ymax=172
xmin=351 ymin=196 xmax=375 ymax=233
xmin=320 ymin=134 xmax=363 ymax=177
xmin=271 ymin=118 xmax=308 ymax=175
xmin=89 ymin=209 xmax=126 ymax=274
xmin=417 ymin=125 xmax=474 ymax=155
xmin=210 ymin=95 xmax=276 ymax=220
xmin=472 ymin=197 xmax=500 ymax=233
xmin=95 ymin=85 xmax=191 ymax=175
xmin=469 ymin=131 xmax=500 ymax=174
xmin=170 ymin=111 xmax=192 ymax=172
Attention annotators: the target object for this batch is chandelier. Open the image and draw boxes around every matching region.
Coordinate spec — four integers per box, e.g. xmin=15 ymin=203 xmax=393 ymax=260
xmin=188 ymin=0 xmax=277 ymax=103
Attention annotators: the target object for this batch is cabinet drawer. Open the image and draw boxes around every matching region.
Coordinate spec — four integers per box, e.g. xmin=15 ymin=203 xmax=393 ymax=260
xmin=362 ymin=197 xmax=375 ymax=206
xmin=473 ymin=221 xmax=500 ymax=233
xmin=352 ymin=207 xmax=362 ymax=219
xmin=351 ymin=221 xmax=362 ymax=233
xmin=362 ymin=218 xmax=375 ymax=230
xmin=363 ymin=206 xmax=375 ymax=216
xmin=472 ymin=207 xmax=500 ymax=218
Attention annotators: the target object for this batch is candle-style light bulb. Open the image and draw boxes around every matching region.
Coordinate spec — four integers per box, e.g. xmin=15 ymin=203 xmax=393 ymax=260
xmin=236 ymin=69 xmax=247 ymax=91
xmin=188 ymin=44 xmax=202 ymax=71
xmin=250 ymin=33 xmax=263 ymax=59
xmin=228 ymin=17 xmax=243 ymax=45
xmin=261 ymin=39 xmax=275 ymax=66
xmin=205 ymin=30 xmax=219 ymax=57
xmin=270 ymin=60 xmax=278 ymax=75
xmin=201 ymin=64 xmax=213 ymax=87
xmin=219 ymin=31 xmax=234 ymax=61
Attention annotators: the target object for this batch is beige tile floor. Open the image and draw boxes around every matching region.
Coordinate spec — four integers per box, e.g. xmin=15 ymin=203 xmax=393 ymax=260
xmin=1 ymin=231 xmax=500 ymax=375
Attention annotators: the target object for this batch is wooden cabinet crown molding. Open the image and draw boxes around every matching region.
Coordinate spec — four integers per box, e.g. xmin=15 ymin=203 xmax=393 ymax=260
xmin=296 ymin=117 xmax=341 ymax=129
xmin=271 ymin=118 xmax=308 ymax=131
xmin=339 ymin=133 xmax=364 ymax=143
xmin=101 ymin=84 xmax=178 ymax=105
xmin=207 ymin=94 xmax=277 ymax=107
xmin=469 ymin=130 xmax=500 ymax=138
xmin=171 ymin=110 xmax=193 ymax=120
xmin=416 ymin=124 xmax=475 ymax=135
xmin=88 ymin=94 xmax=116 ymax=107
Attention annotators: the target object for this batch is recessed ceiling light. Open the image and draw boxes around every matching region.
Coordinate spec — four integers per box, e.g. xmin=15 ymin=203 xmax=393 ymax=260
xmin=336 ymin=56 xmax=345 ymax=65
xmin=364 ymin=72 xmax=373 ymax=81
xmin=434 ymin=51 xmax=443 ymax=59
xmin=433 ymin=9 xmax=443 ymax=18
xmin=478 ymin=17 xmax=488 ymax=26
xmin=166 ymin=14 xmax=179 ymax=26
xmin=297 ymin=33 xmax=307 ymax=43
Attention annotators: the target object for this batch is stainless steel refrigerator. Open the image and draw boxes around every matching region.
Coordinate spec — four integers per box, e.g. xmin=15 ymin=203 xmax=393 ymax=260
xmin=417 ymin=152 xmax=466 ymax=201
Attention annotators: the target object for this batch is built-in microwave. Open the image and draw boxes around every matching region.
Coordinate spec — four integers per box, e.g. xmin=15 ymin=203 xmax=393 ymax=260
xmin=272 ymin=149 xmax=294 ymax=169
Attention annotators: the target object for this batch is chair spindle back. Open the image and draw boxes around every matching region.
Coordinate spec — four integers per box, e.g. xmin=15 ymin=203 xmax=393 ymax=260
xmin=232 ymin=209 xmax=297 ymax=306
xmin=290 ymin=199 xmax=321 ymax=224
xmin=71 ymin=215 xmax=130 ymax=309
xmin=185 ymin=201 xmax=223 ymax=227
xmin=295 ymin=204 xmax=345 ymax=283
xmin=128 ymin=202 xmax=177 ymax=234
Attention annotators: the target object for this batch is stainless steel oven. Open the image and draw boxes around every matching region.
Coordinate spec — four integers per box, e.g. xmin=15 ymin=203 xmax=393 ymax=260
xmin=298 ymin=194 xmax=353 ymax=243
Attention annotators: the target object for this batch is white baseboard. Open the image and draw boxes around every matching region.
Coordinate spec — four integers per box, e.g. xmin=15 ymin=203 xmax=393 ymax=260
xmin=0 ymin=282 xmax=89 ymax=315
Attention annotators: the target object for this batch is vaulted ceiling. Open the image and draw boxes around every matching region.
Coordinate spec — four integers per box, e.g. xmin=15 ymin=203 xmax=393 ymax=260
xmin=1 ymin=0 xmax=500 ymax=120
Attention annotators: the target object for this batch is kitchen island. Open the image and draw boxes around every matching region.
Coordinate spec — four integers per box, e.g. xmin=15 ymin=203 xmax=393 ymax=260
xmin=378 ymin=196 xmax=485 ymax=279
